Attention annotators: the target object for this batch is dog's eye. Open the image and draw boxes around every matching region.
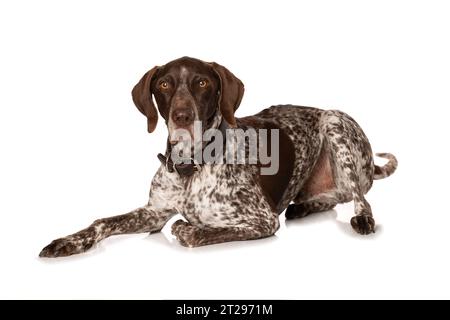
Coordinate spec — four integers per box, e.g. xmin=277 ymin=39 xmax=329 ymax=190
xmin=199 ymin=80 xmax=207 ymax=88
xmin=159 ymin=81 xmax=169 ymax=90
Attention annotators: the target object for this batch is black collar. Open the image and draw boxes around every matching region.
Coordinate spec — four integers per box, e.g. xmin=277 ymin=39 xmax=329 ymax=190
xmin=157 ymin=120 xmax=228 ymax=177
xmin=157 ymin=151 xmax=200 ymax=176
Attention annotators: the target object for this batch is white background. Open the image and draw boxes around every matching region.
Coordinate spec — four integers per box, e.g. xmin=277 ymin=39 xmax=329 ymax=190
xmin=1 ymin=0 xmax=449 ymax=299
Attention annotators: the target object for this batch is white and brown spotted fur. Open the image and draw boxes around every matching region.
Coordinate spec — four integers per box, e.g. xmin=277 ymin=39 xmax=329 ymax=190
xmin=40 ymin=57 xmax=397 ymax=257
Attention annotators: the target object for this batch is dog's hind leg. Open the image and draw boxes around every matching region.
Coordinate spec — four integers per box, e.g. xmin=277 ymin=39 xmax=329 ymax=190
xmin=319 ymin=110 xmax=376 ymax=234
xmin=285 ymin=201 xmax=336 ymax=220
xmin=285 ymin=138 xmax=342 ymax=220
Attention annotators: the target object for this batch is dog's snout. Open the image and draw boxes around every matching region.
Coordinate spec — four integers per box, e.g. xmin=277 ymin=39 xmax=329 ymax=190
xmin=172 ymin=108 xmax=195 ymax=127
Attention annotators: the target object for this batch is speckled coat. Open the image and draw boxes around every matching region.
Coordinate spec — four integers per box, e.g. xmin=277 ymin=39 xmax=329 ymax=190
xmin=40 ymin=57 xmax=397 ymax=257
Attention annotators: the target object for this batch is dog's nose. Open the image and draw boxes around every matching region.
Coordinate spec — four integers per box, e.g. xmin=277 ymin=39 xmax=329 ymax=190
xmin=172 ymin=108 xmax=195 ymax=127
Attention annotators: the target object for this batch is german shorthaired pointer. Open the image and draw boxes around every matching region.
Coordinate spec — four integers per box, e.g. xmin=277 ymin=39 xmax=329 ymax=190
xmin=40 ymin=57 xmax=397 ymax=257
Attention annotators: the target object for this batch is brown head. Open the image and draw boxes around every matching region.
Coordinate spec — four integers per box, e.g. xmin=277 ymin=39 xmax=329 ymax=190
xmin=131 ymin=57 xmax=244 ymax=143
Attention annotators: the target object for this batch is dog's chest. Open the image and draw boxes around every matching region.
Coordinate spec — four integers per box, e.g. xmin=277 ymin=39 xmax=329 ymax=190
xmin=175 ymin=165 xmax=261 ymax=227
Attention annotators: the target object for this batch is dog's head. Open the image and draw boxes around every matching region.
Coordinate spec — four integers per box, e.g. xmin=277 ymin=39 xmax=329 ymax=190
xmin=132 ymin=57 xmax=244 ymax=143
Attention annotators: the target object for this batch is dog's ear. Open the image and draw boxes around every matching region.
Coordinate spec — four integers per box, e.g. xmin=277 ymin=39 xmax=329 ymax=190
xmin=132 ymin=66 xmax=160 ymax=133
xmin=209 ymin=62 xmax=244 ymax=128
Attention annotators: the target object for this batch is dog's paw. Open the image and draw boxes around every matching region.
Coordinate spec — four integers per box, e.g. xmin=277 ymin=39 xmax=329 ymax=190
xmin=39 ymin=237 xmax=94 ymax=258
xmin=171 ymin=220 xmax=202 ymax=248
xmin=351 ymin=215 xmax=376 ymax=235
xmin=285 ymin=204 xmax=309 ymax=220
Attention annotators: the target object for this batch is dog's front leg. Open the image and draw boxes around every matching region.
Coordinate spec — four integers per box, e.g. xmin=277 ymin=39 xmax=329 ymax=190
xmin=39 ymin=206 xmax=174 ymax=258
xmin=40 ymin=167 xmax=181 ymax=258
xmin=171 ymin=218 xmax=280 ymax=248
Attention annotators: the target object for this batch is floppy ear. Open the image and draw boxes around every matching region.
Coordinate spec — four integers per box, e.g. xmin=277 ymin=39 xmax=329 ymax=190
xmin=209 ymin=62 xmax=244 ymax=128
xmin=131 ymin=66 xmax=160 ymax=133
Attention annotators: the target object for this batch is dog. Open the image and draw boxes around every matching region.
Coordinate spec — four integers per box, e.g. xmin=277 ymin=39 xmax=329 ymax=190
xmin=39 ymin=56 xmax=397 ymax=257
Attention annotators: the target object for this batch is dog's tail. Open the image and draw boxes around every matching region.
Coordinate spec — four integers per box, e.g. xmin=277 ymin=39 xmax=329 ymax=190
xmin=373 ymin=153 xmax=398 ymax=180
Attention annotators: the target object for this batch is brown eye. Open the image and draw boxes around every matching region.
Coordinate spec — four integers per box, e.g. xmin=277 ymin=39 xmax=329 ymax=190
xmin=199 ymin=80 xmax=207 ymax=88
xmin=159 ymin=81 xmax=169 ymax=90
